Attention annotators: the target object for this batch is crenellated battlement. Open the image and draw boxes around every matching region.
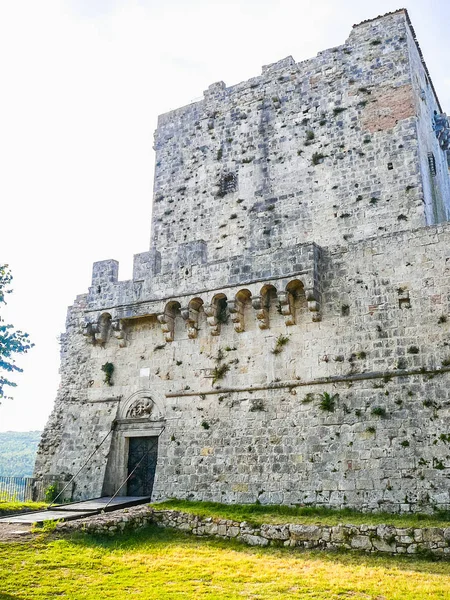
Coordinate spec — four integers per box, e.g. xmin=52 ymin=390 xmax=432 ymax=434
xmin=81 ymin=272 xmax=321 ymax=347
xmin=86 ymin=241 xmax=321 ymax=311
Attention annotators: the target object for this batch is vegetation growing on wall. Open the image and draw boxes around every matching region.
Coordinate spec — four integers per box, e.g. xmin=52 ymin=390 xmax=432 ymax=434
xmin=318 ymin=392 xmax=338 ymax=412
xmin=271 ymin=334 xmax=289 ymax=355
xmin=101 ymin=363 xmax=114 ymax=386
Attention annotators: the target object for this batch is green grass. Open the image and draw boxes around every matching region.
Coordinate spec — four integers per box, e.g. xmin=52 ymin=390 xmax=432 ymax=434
xmin=0 ymin=500 xmax=47 ymax=515
xmin=1 ymin=526 xmax=450 ymax=599
xmin=151 ymin=499 xmax=450 ymax=529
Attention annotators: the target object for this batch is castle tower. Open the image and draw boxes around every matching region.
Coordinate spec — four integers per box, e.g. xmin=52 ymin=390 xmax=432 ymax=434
xmin=36 ymin=10 xmax=450 ymax=512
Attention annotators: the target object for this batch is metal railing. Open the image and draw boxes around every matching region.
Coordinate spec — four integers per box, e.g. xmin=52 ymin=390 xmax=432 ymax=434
xmin=0 ymin=476 xmax=45 ymax=502
xmin=1 ymin=425 xmax=116 ymax=508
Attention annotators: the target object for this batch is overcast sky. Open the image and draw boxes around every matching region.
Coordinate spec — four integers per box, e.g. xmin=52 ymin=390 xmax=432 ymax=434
xmin=1 ymin=0 xmax=450 ymax=432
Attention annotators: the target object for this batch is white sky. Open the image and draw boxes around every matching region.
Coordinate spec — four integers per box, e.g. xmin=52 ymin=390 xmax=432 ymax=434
xmin=1 ymin=0 xmax=450 ymax=432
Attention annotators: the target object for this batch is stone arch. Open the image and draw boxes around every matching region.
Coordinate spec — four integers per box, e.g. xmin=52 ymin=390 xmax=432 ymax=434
xmin=102 ymin=391 xmax=165 ymax=498
xmin=229 ymin=289 xmax=252 ymax=332
xmin=181 ymin=297 xmax=204 ymax=338
xmin=189 ymin=297 xmax=204 ymax=311
xmin=236 ymin=289 xmax=252 ymax=303
xmin=260 ymin=283 xmax=278 ymax=299
xmin=118 ymin=390 xmax=165 ymax=421
xmin=204 ymin=293 xmax=229 ymax=335
xmin=213 ymin=293 xmax=229 ymax=326
xmin=96 ymin=313 xmax=112 ymax=344
xmin=286 ymin=279 xmax=304 ymax=295
xmin=295 ymin=274 xmax=322 ymax=322
xmin=165 ymin=300 xmax=181 ymax=313
xmin=157 ymin=301 xmax=181 ymax=342
xmin=280 ymin=279 xmax=306 ymax=325
xmin=253 ymin=284 xmax=277 ymax=329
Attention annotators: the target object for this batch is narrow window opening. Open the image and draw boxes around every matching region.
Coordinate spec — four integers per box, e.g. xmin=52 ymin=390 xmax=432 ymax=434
xmin=433 ymin=112 xmax=450 ymax=150
xmin=341 ymin=304 xmax=350 ymax=317
xmin=218 ymin=173 xmax=237 ymax=197
xmin=399 ymin=297 xmax=411 ymax=309
xmin=216 ymin=297 xmax=229 ymax=324
xmin=428 ymin=152 xmax=436 ymax=176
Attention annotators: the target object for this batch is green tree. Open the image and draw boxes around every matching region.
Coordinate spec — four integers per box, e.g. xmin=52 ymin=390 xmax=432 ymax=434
xmin=0 ymin=265 xmax=34 ymax=401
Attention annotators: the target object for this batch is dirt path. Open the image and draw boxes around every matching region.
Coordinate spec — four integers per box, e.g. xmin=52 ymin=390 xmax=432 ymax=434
xmin=0 ymin=523 xmax=33 ymax=542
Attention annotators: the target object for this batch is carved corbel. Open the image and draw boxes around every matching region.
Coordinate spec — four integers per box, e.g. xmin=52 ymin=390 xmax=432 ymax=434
xmin=157 ymin=312 xmax=175 ymax=342
xmin=82 ymin=317 xmax=110 ymax=344
xmin=111 ymin=319 xmax=127 ymax=348
xmin=252 ymin=296 xmax=269 ymax=329
xmin=277 ymin=291 xmax=296 ymax=326
xmin=181 ymin=305 xmax=200 ymax=339
xmin=228 ymin=299 xmax=245 ymax=333
xmin=305 ymin=288 xmax=321 ymax=322
xmin=203 ymin=303 xmax=221 ymax=336
xmin=95 ymin=318 xmax=111 ymax=344
xmin=81 ymin=320 xmax=98 ymax=344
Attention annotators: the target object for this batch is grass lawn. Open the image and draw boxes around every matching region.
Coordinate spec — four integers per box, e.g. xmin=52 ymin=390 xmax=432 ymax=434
xmin=0 ymin=501 xmax=47 ymax=516
xmin=1 ymin=526 xmax=450 ymax=599
xmin=151 ymin=499 xmax=450 ymax=529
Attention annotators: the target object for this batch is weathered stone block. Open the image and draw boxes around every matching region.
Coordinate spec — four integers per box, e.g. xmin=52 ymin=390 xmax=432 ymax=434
xmin=260 ymin=525 xmax=290 ymax=540
xmin=289 ymin=525 xmax=322 ymax=541
xmin=238 ymin=534 xmax=269 ymax=547
xmin=350 ymin=535 xmax=373 ymax=551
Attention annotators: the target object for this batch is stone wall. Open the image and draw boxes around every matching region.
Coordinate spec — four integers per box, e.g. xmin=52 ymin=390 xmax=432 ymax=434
xmin=57 ymin=505 xmax=450 ymax=558
xmin=406 ymin=15 xmax=450 ymax=225
xmin=149 ymin=10 xmax=450 ymax=276
xmin=35 ymin=220 xmax=450 ymax=511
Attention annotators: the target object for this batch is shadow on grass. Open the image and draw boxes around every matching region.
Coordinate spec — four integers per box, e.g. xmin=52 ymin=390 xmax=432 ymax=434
xmin=66 ymin=523 xmax=450 ymax=577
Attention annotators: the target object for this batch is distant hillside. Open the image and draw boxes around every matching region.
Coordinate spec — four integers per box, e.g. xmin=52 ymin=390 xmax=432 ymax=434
xmin=0 ymin=431 xmax=42 ymax=477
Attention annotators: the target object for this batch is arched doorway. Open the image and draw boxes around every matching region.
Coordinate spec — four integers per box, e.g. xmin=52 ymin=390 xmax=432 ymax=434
xmin=102 ymin=391 xmax=165 ymax=499
xmin=126 ymin=435 xmax=159 ymax=496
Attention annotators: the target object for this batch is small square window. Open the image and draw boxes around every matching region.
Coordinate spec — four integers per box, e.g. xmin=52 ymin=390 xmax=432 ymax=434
xmin=218 ymin=173 xmax=237 ymax=196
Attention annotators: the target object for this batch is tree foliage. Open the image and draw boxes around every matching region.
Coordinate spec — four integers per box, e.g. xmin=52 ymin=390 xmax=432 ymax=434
xmin=0 ymin=431 xmax=41 ymax=476
xmin=0 ymin=265 xmax=34 ymax=401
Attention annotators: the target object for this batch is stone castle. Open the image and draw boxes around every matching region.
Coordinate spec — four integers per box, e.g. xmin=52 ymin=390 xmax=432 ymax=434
xmin=36 ymin=9 xmax=450 ymax=513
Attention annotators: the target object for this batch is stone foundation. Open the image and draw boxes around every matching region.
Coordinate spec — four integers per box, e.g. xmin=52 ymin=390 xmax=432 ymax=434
xmin=58 ymin=505 xmax=450 ymax=558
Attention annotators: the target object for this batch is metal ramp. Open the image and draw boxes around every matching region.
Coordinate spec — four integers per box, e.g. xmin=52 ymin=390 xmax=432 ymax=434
xmin=0 ymin=424 xmax=164 ymax=525
xmin=0 ymin=496 xmax=151 ymax=524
